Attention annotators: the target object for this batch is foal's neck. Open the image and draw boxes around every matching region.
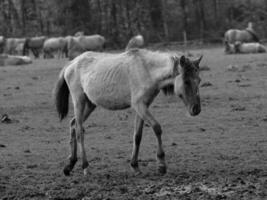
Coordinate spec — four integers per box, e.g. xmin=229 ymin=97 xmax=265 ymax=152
xmin=147 ymin=52 xmax=176 ymax=89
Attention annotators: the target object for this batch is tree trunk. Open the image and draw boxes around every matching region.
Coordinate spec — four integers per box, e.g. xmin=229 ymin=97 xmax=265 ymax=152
xmin=161 ymin=0 xmax=169 ymax=41
xmin=199 ymin=0 xmax=206 ymax=40
xmin=149 ymin=0 xmax=164 ymax=41
xmin=21 ymin=0 xmax=26 ymax=35
xmin=180 ymin=0 xmax=188 ymax=39
xmin=125 ymin=1 xmax=133 ymax=36
xmin=96 ymin=0 xmax=102 ymax=33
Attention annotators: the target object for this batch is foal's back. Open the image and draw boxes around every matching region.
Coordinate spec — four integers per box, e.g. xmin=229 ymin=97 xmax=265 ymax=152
xmin=65 ymin=50 xmax=169 ymax=110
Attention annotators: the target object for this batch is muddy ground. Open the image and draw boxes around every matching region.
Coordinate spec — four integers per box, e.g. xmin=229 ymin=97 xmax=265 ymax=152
xmin=0 ymin=46 xmax=267 ymax=200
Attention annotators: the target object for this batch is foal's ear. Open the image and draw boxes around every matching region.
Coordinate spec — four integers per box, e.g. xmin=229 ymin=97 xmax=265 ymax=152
xmin=193 ymin=55 xmax=203 ymax=67
xmin=180 ymin=55 xmax=186 ymax=67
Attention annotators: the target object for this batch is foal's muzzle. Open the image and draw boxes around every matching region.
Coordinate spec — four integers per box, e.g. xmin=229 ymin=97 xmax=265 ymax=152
xmin=190 ymin=104 xmax=201 ymax=116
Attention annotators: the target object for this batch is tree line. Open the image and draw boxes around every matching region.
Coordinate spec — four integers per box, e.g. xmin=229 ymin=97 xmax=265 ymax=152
xmin=1 ymin=0 xmax=267 ymax=48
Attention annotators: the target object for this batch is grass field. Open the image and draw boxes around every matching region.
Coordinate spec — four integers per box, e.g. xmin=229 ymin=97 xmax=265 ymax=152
xmin=1 ymin=46 xmax=267 ymax=199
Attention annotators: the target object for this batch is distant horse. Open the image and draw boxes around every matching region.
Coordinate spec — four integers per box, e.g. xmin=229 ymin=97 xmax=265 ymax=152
xmin=43 ymin=37 xmax=67 ymax=59
xmin=54 ymin=49 xmax=202 ymax=176
xmin=67 ymin=34 xmax=106 ymax=60
xmin=4 ymin=38 xmax=26 ymax=55
xmin=225 ymin=41 xmax=266 ymax=54
xmin=224 ymin=29 xmax=259 ymax=44
xmin=0 ymin=54 xmax=32 ymax=66
xmin=14 ymin=43 xmax=24 ymax=55
xmin=23 ymin=36 xmax=46 ymax=58
xmin=234 ymin=41 xmax=266 ymax=54
xmin=125 ymin=34 xmax=144 ymax=50
xmin=224 ymin=23 xmax=260 ymax=53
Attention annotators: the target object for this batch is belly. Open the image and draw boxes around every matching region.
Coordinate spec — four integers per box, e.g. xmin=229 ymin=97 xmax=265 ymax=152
xmin=83 ymin=70 xmax=132 ymax=110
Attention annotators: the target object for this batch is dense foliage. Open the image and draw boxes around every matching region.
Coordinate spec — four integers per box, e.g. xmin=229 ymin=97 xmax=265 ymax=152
xmin=1 ymin=0 xmax=267 ymax=47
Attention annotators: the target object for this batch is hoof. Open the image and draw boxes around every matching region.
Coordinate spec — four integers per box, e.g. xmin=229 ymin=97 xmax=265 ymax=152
xmin=63 ymin=166 xmax=71 ymax=176
xmin=131 ymin=167 xmax=142 ymax=176
xmin=82 ymin=161 xmax=89 ymax=176
xmin=83 ymin=168 xmax=89 ymax=176
xmin=158 ymin=165 xmax=167 ymax=175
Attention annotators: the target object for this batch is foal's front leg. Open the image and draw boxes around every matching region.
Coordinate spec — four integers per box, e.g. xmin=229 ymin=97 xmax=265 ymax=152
xmin=130 ymin=115 xmax=144 ymax=175
xmin=133 ymin=103 xmax=167 ymax=174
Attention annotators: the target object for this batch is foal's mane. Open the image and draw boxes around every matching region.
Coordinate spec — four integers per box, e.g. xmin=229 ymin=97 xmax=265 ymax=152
xmin=161 ymin=54 xmax=179 ymax=96
xmin=126 ymin=49 xmax=181 ymax=96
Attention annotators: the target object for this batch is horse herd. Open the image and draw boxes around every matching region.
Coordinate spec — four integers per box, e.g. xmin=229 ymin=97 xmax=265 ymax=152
xmin=0 ymin=22 xmax=265 ymax=66
xmin=0 ymin=33 xmax=107 ymax=61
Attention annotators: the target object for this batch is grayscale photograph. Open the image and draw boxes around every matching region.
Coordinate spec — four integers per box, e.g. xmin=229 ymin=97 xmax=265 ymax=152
xmin=0 ymin=0 xmax=267 ymax=199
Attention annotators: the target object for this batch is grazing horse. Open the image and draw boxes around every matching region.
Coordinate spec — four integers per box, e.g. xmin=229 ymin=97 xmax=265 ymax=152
xmin=54 ymin=49 xmax=202 ymax=176
xmin=125 ymin=34 xmax=144 ymax=50
xmin=43 ymin=37 xmax=67 ymax=59
xmin=67 ymin=34 xmax=106 ymax=60
xmin=224 ymin=29 xmax=259 ymax=44
xmin=23 ymin=36 xmax=46 ymax=58
xmin=224 ymin=22 xmax=260 ymax=53
xmin=4 ymin=38 xmax=26 ymax=55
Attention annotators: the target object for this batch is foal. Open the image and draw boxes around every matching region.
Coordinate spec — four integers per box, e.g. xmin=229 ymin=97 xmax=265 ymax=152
xmin=54 ymin=49 xmax=202 ymax=176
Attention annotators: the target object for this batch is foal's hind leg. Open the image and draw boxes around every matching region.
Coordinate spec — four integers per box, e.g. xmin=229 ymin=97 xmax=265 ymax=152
xmin=63 ymin=97 xmax=96 ymax=176
xmin=63 ymin=117 xmax=78 ymax=176
xmin=130 ymin=114 xmax=144 ymax=175
xmin=74 ymin=96 xmax=96 ymax=175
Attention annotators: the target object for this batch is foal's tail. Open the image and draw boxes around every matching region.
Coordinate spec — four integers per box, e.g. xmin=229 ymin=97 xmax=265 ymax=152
xmin=54 ymin=68 xmax=69 ymax=120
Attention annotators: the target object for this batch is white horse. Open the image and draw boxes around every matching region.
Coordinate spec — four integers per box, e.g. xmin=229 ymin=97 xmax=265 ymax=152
xmin=225 ymin=41 xmax=266 ymax=54
xmin=4 ymin=38 xmax=26 ymax=55
xmin=0 ymin=54 xmax=32 ymax=66
xmin=234 ymin=41 xmax=266 ymax=54
xmin=67 ymin=34 xmax=105 ymax=60
xmin=125 ymin=34 xmax=144 ymax=50
xmin=54 ymin=49 xmax=202 ymax=176
xmin=43 ymin=37 xmax=67 ymax=59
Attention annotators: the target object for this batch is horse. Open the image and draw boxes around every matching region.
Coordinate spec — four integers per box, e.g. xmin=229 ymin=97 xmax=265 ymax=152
xmin=0 ymin=54 xmax=32 ymax=66
xmin=54 ymin=49 xmax=202 ymax=176
xmin=4 ymin=38 xmax=26 ymax=55
xmin=23 ymin=36 xmax=46 ymax=58
xmin=43 ymin=37 xmax=67 ymax=59
xmin=14 ymin=43 xmax=24 ymax=55
xmin=234 ymin=41 xmax=266 ymax=54
xmin=125 ymin=34 xmax=144 ymax=50
xmin=67 ymin=34 xmax=105 ymax=60
xmin=224 ymin=29 xmax=259 ymax=44
xmin=224 ymin=23 xmax=260 ymax=53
